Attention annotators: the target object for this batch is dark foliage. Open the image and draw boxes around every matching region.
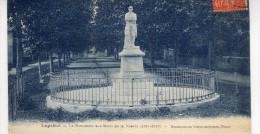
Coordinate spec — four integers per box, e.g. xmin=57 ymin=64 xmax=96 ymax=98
xmin=18 ymin=94 xmax=37 ymax=110
xmin=8 ymin=0 xmax=249 ymax=58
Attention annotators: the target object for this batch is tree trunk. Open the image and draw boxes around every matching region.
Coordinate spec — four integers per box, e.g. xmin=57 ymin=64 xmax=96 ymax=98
xmin=16 ymin=38 xmax=23 ymax=93
xmin=38 ymin=55 xmax=42 ymax=82
xmin=66 ymin=51 xmax=69 ymax=62
xmin=208 ymin=42 xmax=211 ymax=70
xmin=209 ymin=42 xmax=216 ymax=70
xmin=46 ymin=52 xmax=48 ymax=60
xmin=15 ymin=37 xmax=22 ymax=120
xmin=63 ymin=53 xmax=66 ymax=64
xmin=149 ymin=43 xmax=155 ymax=67
xmin=58 ymin=54 xmax=61 ymax=68
xmin=49 ymin=52 xmax=53 ymax=73
xmin=174 ymin=41 xmax=178 ymax=68
xmin=151 ymin=53 xmax=155 ymax=67
xmin=31 ymin=54 xmax=34 ymax=62
xmin=14 ymin=11 xmax=23 ymax=120
xmin=12 ymin=34 xmax=17 ymax=67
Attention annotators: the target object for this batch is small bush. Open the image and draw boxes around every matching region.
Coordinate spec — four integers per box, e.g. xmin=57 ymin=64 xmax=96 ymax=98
xmin=127 ymin=109 xmax=141 ymax=118
xmin=86 ymin=109 xmax=103 ymax=118
xmin=140 ymin=98 xmax=148 ymax=105
xmin=46 ymin=108 xmax=105 ymax=121
xmin=139 ymin=110 xmax=151 ymax=117
xmin=114 ymin=110 xmax=127 ymax=119
xmin=18 ymin=94 xmax=37 ymax=110
xmin=45 ymin=107 xmax=79 ymax=122
xmin=151 ymin=107 xmax=171 ymax=117
xmin=158 ymin=107 xmax=171 ymax=115
xmin=104 ymin=111 xmax=116 ymax=120
xmin=45 ymin=107 xmax=65 ymax=121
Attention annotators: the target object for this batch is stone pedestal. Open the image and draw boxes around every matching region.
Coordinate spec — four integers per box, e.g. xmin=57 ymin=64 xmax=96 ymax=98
xmin=119 ymin=46 xmax=145 ymax=78
xmin=112 ymin=79 xmax=154 ymax=91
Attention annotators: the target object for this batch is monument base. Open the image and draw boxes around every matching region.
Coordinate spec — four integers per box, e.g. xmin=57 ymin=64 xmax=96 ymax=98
xmin=112 ymin=79 xmax=154 ymax=91
xmin=119 ymin=46 xmax=145 ymax=78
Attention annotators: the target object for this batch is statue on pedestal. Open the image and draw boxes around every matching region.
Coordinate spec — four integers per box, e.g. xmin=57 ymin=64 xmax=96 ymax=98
xmin=124 ymin=6 xmax=137 ymax=48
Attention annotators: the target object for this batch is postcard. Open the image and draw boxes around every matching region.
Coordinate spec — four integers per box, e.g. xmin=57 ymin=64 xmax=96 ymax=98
xmin=5 ymin=0 xmax=252 ymax=133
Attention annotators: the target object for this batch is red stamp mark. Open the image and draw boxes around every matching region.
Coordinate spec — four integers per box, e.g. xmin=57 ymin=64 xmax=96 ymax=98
xmin=213 ymin=0 xmax=248 ymax=12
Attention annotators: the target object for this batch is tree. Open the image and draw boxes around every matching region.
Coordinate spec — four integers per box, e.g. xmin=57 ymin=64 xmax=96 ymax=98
xmin=21 ymin=0 xmax=92 ymax=72
xmin=8 ymin=0 xmax=28 ymax=120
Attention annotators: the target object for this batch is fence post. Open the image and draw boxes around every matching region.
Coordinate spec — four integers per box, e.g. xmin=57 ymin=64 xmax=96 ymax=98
xmin=91 ymin=78 xmax=94 ymax=106
xmin=209 ymin=72 xmax=215 ymax=93
xmin=234 ymin=72 xmax=239 ymax=95
xmin=202 ymin=73 xmax=205 ymax=90
xmin=131 ymin=78 xmax=134 ymax=107
xmin=67 ymin=70 xmax=70 ymax=88
xmin=11 ymin=82 xmax=17 ymax=120
xmin=201 ymin=71 xmax=205 ymax=99
xmin=106 ymin=68 xmax=109 ymax=84
xmin=215 ymin=71 xmax=219 ymax=93
xmin=115 ymin=79 xmax=117 ymax=106
xmin=156 ymin=78 xmax=159 ymax=106
xmin=85 ymin=78 xmax=87 ymax=104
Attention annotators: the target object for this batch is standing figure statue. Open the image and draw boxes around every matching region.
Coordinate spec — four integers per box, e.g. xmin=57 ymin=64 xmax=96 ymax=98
xmin=124 ymin=6 xmax=137 ymax=48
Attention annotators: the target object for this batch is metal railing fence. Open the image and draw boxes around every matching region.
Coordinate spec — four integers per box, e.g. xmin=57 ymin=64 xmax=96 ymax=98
xmin=49 ymin=68 xmax=216 ymax=107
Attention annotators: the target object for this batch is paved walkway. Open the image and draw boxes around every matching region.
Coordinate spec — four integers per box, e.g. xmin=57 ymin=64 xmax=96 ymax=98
xmin=66 ymin=57 xmax=120 ymax=68
xmin=8 ymin=57 xmax=119 ymax=75
xmin=8 ymin=59 xmax=58 ymax=75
